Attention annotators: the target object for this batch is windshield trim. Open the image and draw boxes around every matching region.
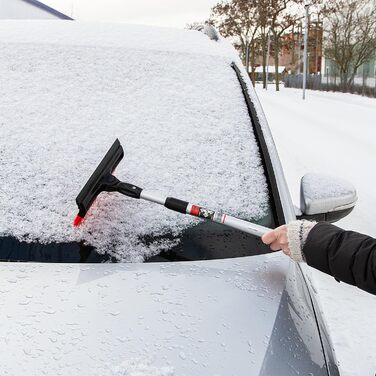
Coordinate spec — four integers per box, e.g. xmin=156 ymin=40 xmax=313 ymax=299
xmin=231 ymin=62 xmax=285 ymax=226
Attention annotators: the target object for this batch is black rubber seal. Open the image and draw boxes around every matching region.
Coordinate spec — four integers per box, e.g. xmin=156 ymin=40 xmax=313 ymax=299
xmin=165 ymin=197 xmax=189 ymax=214
xmin=231 ymin=63 xmax=285 ymax=226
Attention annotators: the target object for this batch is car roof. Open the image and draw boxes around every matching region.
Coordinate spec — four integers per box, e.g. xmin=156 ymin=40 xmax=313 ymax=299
xmin=0 ymin=20 xmax=235 ymax=58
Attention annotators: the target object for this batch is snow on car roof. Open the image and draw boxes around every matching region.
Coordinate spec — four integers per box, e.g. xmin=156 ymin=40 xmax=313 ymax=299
xmin=0 ymin=20 xmax=235 ymax=57
xmin=0 ymin=21 xmax=270 ymax=262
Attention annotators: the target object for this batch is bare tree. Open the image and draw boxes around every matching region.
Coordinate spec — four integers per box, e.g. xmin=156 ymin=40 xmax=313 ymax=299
xmin=254 ymin=0 xmax=271 ymax=88
xmin=324 ymin=0 xmax=376 ymax=90
xmin=209 ymin=0 xmax=261 ymax=85
xmin=269 ymin=0 xmax=303 ymax=91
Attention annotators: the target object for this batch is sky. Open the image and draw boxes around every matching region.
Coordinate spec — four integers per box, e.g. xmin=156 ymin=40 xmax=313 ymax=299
xmin=43 ymin=0 xmax=218 ymax=28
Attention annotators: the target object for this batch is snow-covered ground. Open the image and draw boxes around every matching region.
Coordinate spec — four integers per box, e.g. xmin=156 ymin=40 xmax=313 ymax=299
xmin=256 ymin=85 xmax=376 ymax=376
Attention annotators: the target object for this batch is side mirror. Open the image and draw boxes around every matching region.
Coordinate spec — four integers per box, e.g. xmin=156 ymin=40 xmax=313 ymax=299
xmin=297 ymin=173 xmax=357 ymax=223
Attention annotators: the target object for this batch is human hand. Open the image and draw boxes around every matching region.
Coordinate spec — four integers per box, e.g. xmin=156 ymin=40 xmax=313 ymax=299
xmin=261 ymin=225 xmax=291 ymax=257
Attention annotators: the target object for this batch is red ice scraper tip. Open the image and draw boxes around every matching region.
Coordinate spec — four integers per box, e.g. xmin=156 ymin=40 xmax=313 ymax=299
xmin=73 ymin=214 xmax=84 ymax=227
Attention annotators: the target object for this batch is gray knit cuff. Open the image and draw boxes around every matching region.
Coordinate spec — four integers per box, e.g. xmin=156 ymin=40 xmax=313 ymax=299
xmin=287 ymin=220 xmax=316 ymax=263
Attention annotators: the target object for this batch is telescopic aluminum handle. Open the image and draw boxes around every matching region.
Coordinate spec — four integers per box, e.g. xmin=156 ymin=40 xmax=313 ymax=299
xmin=139 ymin=190 xmax=271 ymax=237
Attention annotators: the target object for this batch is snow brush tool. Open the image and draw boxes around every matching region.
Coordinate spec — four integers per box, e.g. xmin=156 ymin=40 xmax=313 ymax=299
xmin=74 ymin=139 xmax=270 ymax=237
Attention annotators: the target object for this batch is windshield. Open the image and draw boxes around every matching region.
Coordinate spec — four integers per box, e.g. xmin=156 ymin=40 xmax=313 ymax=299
xmin=0 ymin=24 xmax=276 ymax=263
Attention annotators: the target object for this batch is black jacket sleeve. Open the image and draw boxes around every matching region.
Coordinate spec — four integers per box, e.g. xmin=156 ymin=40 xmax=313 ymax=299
xmin=302 ymin=222 xmax=376 ymax=295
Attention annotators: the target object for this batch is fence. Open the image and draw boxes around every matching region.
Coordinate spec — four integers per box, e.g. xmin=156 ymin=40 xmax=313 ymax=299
xmin=284 ymin=74 xmax=376 ymax=98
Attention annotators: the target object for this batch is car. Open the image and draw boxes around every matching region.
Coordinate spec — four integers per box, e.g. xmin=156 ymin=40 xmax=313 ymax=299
xmin=0 ymin=20 xmax=357 ymax=375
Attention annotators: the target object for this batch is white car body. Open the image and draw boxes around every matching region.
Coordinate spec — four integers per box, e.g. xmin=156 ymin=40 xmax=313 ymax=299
xmin=0 ymin=21 xmax=338 ymax=375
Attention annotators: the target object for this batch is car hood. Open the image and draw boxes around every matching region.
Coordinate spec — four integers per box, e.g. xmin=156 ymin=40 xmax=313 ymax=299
xmin=0 ymin=253 xmax=328 ymax=375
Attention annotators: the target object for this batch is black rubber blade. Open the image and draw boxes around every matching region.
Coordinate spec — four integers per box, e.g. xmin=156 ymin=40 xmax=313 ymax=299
xmin=75 ymin=139 xmax=124 ymax=220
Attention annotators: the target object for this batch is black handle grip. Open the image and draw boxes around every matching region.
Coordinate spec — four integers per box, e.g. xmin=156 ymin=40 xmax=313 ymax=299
xmin=117 ymin=182 xmax=142 ymax=199
xmin=102 ymin=174 xmax=142 ymax=199
xmin=165 ymin=197 xmax=189 ymax=214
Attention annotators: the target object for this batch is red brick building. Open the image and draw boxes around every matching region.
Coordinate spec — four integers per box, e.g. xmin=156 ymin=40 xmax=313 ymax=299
xmin=255 ymin=22 xmax=323 ymax=75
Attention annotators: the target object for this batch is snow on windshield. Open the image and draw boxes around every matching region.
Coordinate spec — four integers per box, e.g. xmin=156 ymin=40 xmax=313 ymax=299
xmin=0 ymin=22 xmax=270 ymax=262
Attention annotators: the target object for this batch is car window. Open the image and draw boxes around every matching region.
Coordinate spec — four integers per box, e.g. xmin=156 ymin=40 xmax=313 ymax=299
xmin=0 ymin=26 xmax=276 ymax=263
